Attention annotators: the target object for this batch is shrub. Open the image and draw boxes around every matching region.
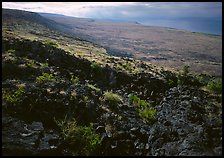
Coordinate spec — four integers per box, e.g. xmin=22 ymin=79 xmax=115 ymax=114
xmin=71 ymin=75 xmax=80 ymax=85
xmin=57 ymin=119 xmax=100 ymax=156
xmin=36 ymin=72 xmax=56 ymax=83
xmin=138 ymin=107 xmax=157 ymax=124
xmin=139 ymin=99 xmax=149 ymax=109
xmin=128 ymin=94 xmax=140 ymax=106
xmin=41 ymin=62 xmax=49 ymax=68
xmin=103 ymin=91 xmax=123 ymax=105
xmin=207 ymin=79 xmax=222 ymax=94
xmin=44 ymin=40 xmax=58 ymax=47
xmin=90 ymin=62 xmax=101 ymax=70
xmin=128 ymin=94 xmax=149 ymax=108
xmin=7 ymin=49 xmax=16 ymax=53
xmin=87 ymin=84 xmax=100 ymax=92
xmin=182 ymin=65 xmax=190 ymax=76
xmin=129 ymin=94 xmax=157 ymax=124
xmin=195 ymin=73 xmax=212 ymax=86
xmin=3 ymin=86 xmax=25 ymax=104
xmin=177 ymin=65 xmax=191 ymax=85
xmin=26 ymin=60 xmax=37 ymax=68
xmin=91 ymin=62 xmax=102 ymax=77
xmin=167 ymin=78 xmax=176 ymax=87
xmin=116 ymin=65 xmax=123 ymax=71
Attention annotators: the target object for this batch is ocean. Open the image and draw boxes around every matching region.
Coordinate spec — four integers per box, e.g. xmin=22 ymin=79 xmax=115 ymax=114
xmin=139 ymin=17 xmax=222 ymax=35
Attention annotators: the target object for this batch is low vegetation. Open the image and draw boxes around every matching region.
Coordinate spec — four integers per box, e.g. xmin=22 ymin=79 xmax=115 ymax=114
xmin=207 ymin=78 xmax=222 ymax=94
xmin=3 ymin=86 xmax=25 ymax=104
xmin=36 ymin=72 xmax=57 ymax=83
xmin=7 ymin=49 xmax=16 ymax=53
xmin=103 ymin=91 xmax=123 ymax=105
xmin=138 ymin=108 xmax=157 ymax=124
xmin=71 ymin=75 xmax=80 ymax=85
xmin=129 ymin=94 xmax=157 ymax=124
xmin=56 ymin=118 xmax=100 ymax=156
xmin=87 ymin=83 xmax=101 ymax=92
xmin=90 ymin=62 xmax=101 ymax=70
xmin=44 ymin=40 xmax=58 ymax=47
xmin=26 ymin=59 xmax=37 ymax=68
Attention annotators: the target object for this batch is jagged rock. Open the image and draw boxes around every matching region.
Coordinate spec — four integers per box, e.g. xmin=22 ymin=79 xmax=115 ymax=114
xmin=2 ymin=111 xmax=61 ymax=156
xmin=148 ymin=86 xmax=222 ymax=156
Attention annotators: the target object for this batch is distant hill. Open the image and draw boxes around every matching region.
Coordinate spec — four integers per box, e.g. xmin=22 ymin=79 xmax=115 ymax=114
xmin=2 ymin=8 xmax=76 ymax=37
xmin=3 ymin=9 xmax=59 ymax=29
xmin=39 ymin=12 xmax=141 ymax=24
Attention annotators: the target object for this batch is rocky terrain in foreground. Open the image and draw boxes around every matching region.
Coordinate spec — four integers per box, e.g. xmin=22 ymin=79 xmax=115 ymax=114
xmin=2 ymin=37 xmax=222 ymax=156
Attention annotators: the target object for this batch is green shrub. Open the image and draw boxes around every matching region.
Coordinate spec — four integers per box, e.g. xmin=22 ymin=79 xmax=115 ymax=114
xmin=103 ymin=91 xmax=123 ymax=105
xmin=116 ymin=65 xmax=123 ymax=71
xmin=195 ymin=74 xmax=212 ymax=86
xmin=167 ymin=78 xmax=176 ymax=87
xmin=138 ymin=107 xmax=157 ymax=124
xmin=91 ymin=62 xmax=102 ymax=76
xmin=36 ymin=72 xmax=56 ymax=83
xmin=128 ymin=94 xmax=140 ymax=106
xmin=3 ymin=86 xmax=25 ymax=104
xmin=122 ymin=62 xmax=133 ymax=71
xmin=90 ymin=62 xmax=101 ymax=70
xmin=26 ymin=60 xmax=37 ymax=68
xmin=57 ymin=119 xmax=100 ymax=156
xmin=182 ymin=65 xmax=190 ymax=76
xmin=207 ymin=79 xmax=222 ymax=94
xmin=177 ymin=65 xmax=191 ymax=85
xmin=7 ymin=49 xmax=16 ymax=53
xmin=87 ymin=84 xmax=100 ymax=92
xmin=44 ymin=40 xmax=58 ymax=47
xmin=139 ymin=99 xmax=149 ymax=109
xmin=71 ymin=75 xmax=80 ymax=85
xmin=129 ymin=94 xmax=157 ymax=124
xmin=41 ymin=62 xmax=49 ymax=67
xmin=128 ymin=94 xmax=149 ymax=108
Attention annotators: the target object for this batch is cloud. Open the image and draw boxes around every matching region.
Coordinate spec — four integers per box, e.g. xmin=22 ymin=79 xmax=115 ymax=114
xmin=2 ymin=2 xmax=222 ymax=20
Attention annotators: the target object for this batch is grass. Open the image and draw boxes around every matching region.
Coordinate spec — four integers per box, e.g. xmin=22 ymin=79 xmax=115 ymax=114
xmin=44 ymin=40 xmax=58 ymax=47
xmin=87 ymin=84 xmax=101 ymax=92
xmin=90 ymin=62 xmax=101 ymax=70
xmin=7 ymin=49 xmax=16 ymax=53
xmin=26 ymin=59 xmax=37 ymax=68
xmin=36 ymin=72 xmax=57 ymax=83
xmin=71 ymin=75 xmax=80 ymax=85
xmin=177 ymin=65 xmax=190 ymax=85
xmin=138 ymin=107 xmax=157 ymax=124
xmin=207 ymin=78 xmax=222 ymax=94
xmin=129 ymin=94 xmax=149 ymax=108
xmin=41 ymin=62 xmax=49 ymax=68
xmin=115 ymin=61 xmax=135 ymax=73
xmin=129 ymin=94 xmax=157 ymax=124
xmin=103 ymin=91 xmax=123 ymax=105
xmin=56 ymin=118 xmax=100 ymax=156
xmin=3 ymin=86 xmax=25 ymax=104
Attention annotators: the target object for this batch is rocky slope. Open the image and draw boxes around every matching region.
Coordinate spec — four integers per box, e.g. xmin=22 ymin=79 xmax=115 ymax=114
xmin=2 ymin=9 xmax=222 ymax=156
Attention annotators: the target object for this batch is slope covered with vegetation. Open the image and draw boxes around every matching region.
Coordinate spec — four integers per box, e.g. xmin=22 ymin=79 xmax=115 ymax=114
xmin=2 ymin=9 xmax=222 ymax=156
xmin=41 ymin=12 xmax=222 ymax=76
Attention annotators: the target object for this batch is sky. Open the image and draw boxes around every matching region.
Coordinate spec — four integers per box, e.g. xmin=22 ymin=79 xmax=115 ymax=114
xmin=2 ymin=2 xmax=222 ymax=35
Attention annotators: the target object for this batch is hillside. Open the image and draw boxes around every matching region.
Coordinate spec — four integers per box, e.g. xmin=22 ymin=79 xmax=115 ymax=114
xmin=2 ymin=9 xmax=222 ymax=156
xmin=41 ymin=13 xmax=222 ymax=76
